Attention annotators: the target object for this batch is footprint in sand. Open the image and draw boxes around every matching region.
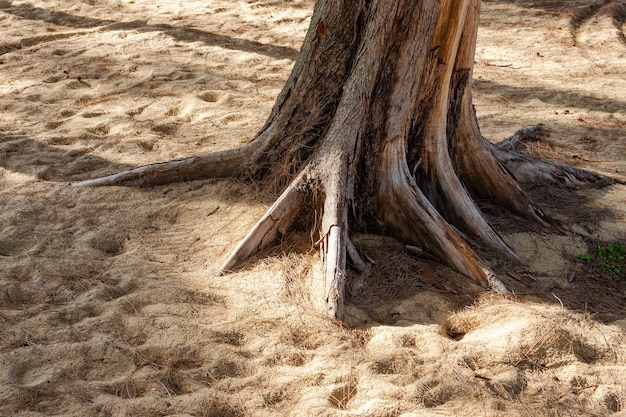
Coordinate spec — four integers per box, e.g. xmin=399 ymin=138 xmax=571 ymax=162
xmin=85 ymin=123 xmax=110 ymax=136
xmin=81 ymin=111 xmax=104 ymax=118
xmin=89 ymin=231 xmax=126 ymax=256
xmin=151 ymin=122 xmax=180 ymax=135
xmin=59 ymin=109 xmax=76 ymax=117
xmin=220 ymin=113 xmax=247 ymax=124
xmin=43 ymin=74 xmax=69 ymax=83
xmin=197 ymin=90 xmax=227 ymax=103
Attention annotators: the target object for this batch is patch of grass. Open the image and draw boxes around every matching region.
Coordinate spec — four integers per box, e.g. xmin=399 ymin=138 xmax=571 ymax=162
xmin=577 ymin=242 xmax=626 ymax=276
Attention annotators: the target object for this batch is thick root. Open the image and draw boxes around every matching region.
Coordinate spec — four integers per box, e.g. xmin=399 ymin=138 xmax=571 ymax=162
xmin=379 ymin=136 xmax=496 ymax=287
xmin=318 ymin=170 xmax=349 ymax=320
xmin=321 ymin=224 xmax=347 ymax=319
xmin=218 ymin=167 xmax=312 ymax=274
xmin=71 ymin=142 xmax=258 ymax=187
xmin=447 ymin=3 xmax=560 ymax=230
xmin=492 ymin=125 xmax=621 ymax=187
xmin=452 ymin=134 xmax=557 ymax=229
xmin=420 ymin=129 xmax=520 ymax=259
xmin=414 ymin=0 xmax=517 ymax=259
xmin=450 ymin=93 xmax=558 ymax=230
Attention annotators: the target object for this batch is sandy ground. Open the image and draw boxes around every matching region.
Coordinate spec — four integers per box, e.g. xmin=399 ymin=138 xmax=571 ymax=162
xmin=1 ymin=0 xmax=626 ymax=416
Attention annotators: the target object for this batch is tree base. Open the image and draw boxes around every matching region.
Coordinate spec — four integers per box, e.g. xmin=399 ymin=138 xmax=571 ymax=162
xmin=71 ymin=124 xmax=619 ymax=320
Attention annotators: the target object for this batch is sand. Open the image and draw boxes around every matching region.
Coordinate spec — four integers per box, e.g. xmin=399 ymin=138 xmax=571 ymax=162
xmin=1 ymin=0 xmax=625 ymax=416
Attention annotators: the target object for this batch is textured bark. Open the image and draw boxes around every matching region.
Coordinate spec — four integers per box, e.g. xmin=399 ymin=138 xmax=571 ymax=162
xmin=73 ymin=0 xmax=617 ymax=320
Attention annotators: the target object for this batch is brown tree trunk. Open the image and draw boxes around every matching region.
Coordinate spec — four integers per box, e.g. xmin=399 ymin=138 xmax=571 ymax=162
xmin=73 ymin=0 xmax=617 ymax=320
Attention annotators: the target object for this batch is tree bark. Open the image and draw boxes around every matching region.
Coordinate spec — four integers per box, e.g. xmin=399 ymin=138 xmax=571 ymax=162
xmin=72 ymin=0 xmax=617 ymax=320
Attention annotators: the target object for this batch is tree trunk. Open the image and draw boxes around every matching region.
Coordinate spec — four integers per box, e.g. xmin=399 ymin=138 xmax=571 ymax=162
xmin=73 ymin=0 xmax=617 ymax=320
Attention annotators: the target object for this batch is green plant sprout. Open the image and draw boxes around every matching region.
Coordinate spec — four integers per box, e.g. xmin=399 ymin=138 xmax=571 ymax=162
xmin=577 ymin=242 xmax=626 ymax=276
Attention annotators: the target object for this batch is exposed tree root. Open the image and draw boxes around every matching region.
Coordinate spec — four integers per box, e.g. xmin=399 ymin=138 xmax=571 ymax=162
xmin=70 ymin=144 xmax=256 ymax=187
xmin=378 ymin=135 xmax=494 ymax=287
xmin=451 ymin=98 xmax=559 ymax=231
xmin=492 ymin=125 xmax=622 ymax=187
xmin=346 ymin=237 xmax=371 ymax=275
xmin=319 ymin=171 xmax=349 ymax=318
xmin=218 ymin=166 xmax=312 ymax=274
xmin=70 ymin=121 xmax=617 ymax=321
xmin=446 ymin=2 xmax=560 ymax=231
xmin=69 ymin=0 xmax=620 ymax=321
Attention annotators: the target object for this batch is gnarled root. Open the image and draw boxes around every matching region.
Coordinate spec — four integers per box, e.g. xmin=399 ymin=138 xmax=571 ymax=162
xmin=216 ymin=153 xmax=355 ymax=319
xmin=218 ymin=166 xmax=313 ymax=274
xmin=450 ymin=94 xmax=559 ymax=230
xmin=492 ymin=125 xmax=621 ymax=187
xmin=446 ymin=1 xmax=560 ymax=231
xmin=414 ymin=0 xmax=518 ymax=260
xmin=71 ymin=140 xmax=260 ymax=187
xmin=318 ymin=171 xmax=349 ymax=319
xmin=379 ymin=136 xmax=496 ymax=288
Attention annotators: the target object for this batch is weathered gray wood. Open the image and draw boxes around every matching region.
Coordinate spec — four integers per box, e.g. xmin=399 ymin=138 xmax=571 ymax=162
xmin=71 ymin=145 xmax=255 ymax=187
xmin=218 ymin=167 xmax=311 ymax=274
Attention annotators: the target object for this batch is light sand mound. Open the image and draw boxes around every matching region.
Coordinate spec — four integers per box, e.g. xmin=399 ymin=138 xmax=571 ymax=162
xmin=1 ymin=0 xmax=625 ymax=416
